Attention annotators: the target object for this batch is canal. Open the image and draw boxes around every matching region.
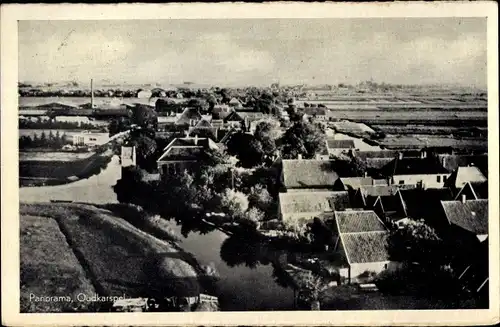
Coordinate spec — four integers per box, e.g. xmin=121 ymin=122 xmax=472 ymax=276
xmin=164 ymin=221 xmax=296 ymax=311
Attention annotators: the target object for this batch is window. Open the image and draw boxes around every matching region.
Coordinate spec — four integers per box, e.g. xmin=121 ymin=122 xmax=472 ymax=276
xmin=443 ymin=175 xmax=448 ymax=182
xmin=437 ymin=175 xmax=441 ymax=183
xmin=399 ymin=180 xmax=404 ymax=185
xmin=384 ymin=264 xmax=388 ymax=269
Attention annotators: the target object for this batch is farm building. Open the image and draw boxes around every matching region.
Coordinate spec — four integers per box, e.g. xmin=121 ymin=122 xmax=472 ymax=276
xmin=378 ymin=152 xmax=451 ymax=189
xmin=72 ymin=131 xmax=110 ymax=147
xmin=157 ymin=136 xmax=219 ymax=178
xmin=330 ymin=210 xmax=399 ymax=284
xmin=278 ymin=190 xmax=350 ymax=224
xmin=279 ymin=159 xmax=345 ymax=192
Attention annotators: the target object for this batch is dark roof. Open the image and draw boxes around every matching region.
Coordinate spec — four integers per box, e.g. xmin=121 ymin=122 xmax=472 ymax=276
xmin=282 ymin=159 xmax=339 ymax=190
xmin=366 ymin=158 xmax=395 ymax=169
xmin=380 ymin=157 xmax=449 ymax=176
xmin=35 ymin=102 xmax=77 ymax=110
xmin=341 ymin=231 xmax=390 ymax=264
xmin=224 ymin=111 xmax=244 ymax=122
xmin=334 ymin=210 xmax=386 ymax=233
xmin=327 ymin=139 xmax=355 ymax=149
xmin=400 ymin=188 xmax=454 ymax=220
xmin=374 ymin=194 xmax=407 ymax=221
xmin=327 ymin=192 xmax=351 ymax=211
xmin=446 ymin=166 xmax=487 ymax=189
xmin=470 ymin=181 xmax=488 ymax=199
xmin=176 ymin=108 xmax=202 ymax=125
xmin=439 ymin=154 xmax=488 ymax=175
xmin=441 ymin=199 xmax=488 ymax=235
xmin=212 ymin=111 xmax=232 ymax=120
xmin=354 ymin=150 xmax=399 ymax=160
xmin=159 ymin=147 xmax=204 ymax=161
xmin=194 ymin=119 xmax=212 ymax=128
xmin=188 ymin=127 xmax=219 ymax=141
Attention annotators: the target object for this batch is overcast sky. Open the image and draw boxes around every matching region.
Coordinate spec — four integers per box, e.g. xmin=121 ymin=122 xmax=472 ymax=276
xmin=18 ymin=18 xmax=487 ymax=87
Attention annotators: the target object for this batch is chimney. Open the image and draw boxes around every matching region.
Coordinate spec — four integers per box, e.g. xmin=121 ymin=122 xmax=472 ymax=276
xmin=398 ymin=152 xmax=403 ymax=160
xmin=297 ymin=154 xmax=302 ymax=160
xmin=364 ymin=171 xmax=368 ymax=178
xmin=461 ymin=194 xmax=466 ymax=204
xmin=421 ymin=150 xmax=427 ymax=159
xmin=442 ymin=156 xmax=446 ymax=167
xmin=90 ymin=78 xmax=94 ymax=109
xmin=194 ymin=134 xmax=198 ymax=145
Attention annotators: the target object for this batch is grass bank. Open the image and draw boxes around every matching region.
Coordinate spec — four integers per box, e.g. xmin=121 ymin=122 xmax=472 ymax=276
xmin=20 ymin=203 xmax=207 ymax=307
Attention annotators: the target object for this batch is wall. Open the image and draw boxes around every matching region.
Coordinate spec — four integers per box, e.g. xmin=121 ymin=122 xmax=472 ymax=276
xmin=348 ymin=261 xmax=392 ymax=284
xmin=393 ymin=173 xmax=450 ymax=189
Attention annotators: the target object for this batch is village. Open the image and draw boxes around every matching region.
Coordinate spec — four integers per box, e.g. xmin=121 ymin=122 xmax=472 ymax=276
xmin=19 ymin=79 xmax=489 ymax=312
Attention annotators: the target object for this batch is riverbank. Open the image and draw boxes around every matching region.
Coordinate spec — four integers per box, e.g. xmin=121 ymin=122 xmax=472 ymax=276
xmin=20 ymin=202 xmax=218 ymax=312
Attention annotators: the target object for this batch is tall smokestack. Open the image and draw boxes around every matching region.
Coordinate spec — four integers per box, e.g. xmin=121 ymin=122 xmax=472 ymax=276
xmin=91 ymin=79 xmax=94 ymax=109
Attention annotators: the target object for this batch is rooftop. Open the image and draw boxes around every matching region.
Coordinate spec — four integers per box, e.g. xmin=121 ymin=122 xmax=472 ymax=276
xmin=334 ymin=210 xmax=387 ymax=233
xmin=380 ymin=157 xmax=449 ymax=176
xmin=340 ymin=231 xmax=391 ymax=264
xmin=279 ymin=191 xmax=342 ymax=216
xmin=176 ymin=108 xmax=202 ymax=125
xmin=282 ymin=159 xmax=340 ymax=190
xmin=327 ymin=138 xmax=355 ymax=150
xmin=441 ymin=199 xmax=488 ymax=235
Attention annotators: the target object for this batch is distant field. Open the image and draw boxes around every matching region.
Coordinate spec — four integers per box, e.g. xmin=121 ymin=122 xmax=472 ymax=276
xmin=19 ymin=96 xmax=185 ymax=108
xmin=19 ymin=151 xmax=94 ymax=162
xmin=20 ymin=203 xmax=202 ymax=300
xmin=379 ymin=135 xmax=488 ymax=151
xmin=19 ymin=151 xmax=112 ymax=186
xmin=20 ymin=215 xmax=96 ymax=313
xmin=371 ymin=125 xmax=488 ymax=136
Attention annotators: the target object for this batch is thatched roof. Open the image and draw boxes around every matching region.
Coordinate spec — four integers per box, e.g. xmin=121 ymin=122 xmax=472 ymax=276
xmin=279 ymin=191 xmax=339 ymax=217
xmin=282 ymin=159 xmax=340 ymax=190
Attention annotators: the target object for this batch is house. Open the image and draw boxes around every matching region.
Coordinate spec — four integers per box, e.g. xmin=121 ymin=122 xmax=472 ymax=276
xmin=438 ymin=154 xmax=488 ymax=177
xmin=330 ymin=210 xmax=399 ymax=284
xmin=280 ymin=159 xmax=345 ymax=192
xmin=303 ymin=107 xmax=328 ymax=121
xmin=372 ymin=192 xmax=407 ymax=225
xmin=445 ymin=166 xmax=487 ymax=190
xmin=399 ymin=188 xmax=455 ymax=227
xmin=72 ymin=131 xmax=109 ymax=147
xmin=223 ymin=111 xmax=246 ymax=129
xmin=378 ymin=152 xmax=451 ymax=188
xmin=137 ymin=89 xmax=153 ymax=99
xmin=157 ymin=136 xmax=219 ymax=177
xmin=454 ymin=181 xmax=488 ymax=201
xmin=176 ymin=108 xmax=203 ymax=126
xmin=352 ymin=184 xmax=417 ymax=208
xmin=326 ymin=138 xmax=356 ymax=156
xmin=228 ymin=97 xmax=243 ymax=109
xmin=188 ymin=119 xmax=219 ymax=141
xmin=440 ymin=198 xmax=488 ymax=243
xmin=278 ymin=191 xmax=349 ymax=224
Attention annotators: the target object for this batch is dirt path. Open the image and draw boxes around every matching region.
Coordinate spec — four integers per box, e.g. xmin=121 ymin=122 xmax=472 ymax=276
xmin=19 ymin=155 xmax=121 ymax=204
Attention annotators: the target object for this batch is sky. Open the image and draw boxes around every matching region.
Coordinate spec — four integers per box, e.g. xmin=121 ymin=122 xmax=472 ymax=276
xmin=18 ymin=18 xmax=487 ymax=87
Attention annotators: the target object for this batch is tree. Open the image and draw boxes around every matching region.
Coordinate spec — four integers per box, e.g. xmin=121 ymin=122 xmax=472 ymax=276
xmin=330 ymin=154 xmax=368 ymax=177
xmin=299 ymin=272 xmax=324 ymax=310
xmin=226 ymin=132 xmax=265 ymax=168
xmin=248 ymin=184 xmax=274 ymax=218
xmin=130 ymin=104 xmax=158 ymax=130
xmin=241 ymin=207 xmax=264 ymax=230
xmin=387 ymin=219 xmax=449 ymax=268
xmin=254 ymin=118 xmax=281 ymax=157
xmin=279 ymin=121 xmax=326 ymax=159
xmin=219 ymin=188 xmax=249 ymax=221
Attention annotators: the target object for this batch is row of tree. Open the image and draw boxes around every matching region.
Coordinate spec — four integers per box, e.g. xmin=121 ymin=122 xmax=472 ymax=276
xmin=19 ymin=131 xmax=72 ymax=150
xmin=19 ymin=118 xmax=101 ymax=131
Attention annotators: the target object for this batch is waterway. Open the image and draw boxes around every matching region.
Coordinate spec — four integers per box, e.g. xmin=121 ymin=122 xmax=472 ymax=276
xmin=164 ymin=221 xmax=296 ymax=311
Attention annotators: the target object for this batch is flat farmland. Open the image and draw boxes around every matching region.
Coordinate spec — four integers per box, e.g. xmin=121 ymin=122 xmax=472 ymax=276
xmin=371 ymin=125 xmax=488 ymax=136
xmin=378 ymin=134 xmax=488 ymax=151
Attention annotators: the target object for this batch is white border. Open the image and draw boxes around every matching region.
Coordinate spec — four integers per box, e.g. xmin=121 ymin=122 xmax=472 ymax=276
xmin=2 ymin=2 xmax=499 ymax=326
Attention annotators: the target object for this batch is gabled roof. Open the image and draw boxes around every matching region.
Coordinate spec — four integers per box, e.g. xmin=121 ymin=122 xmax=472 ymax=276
xmin=327 ymin=192 xmax=351 ymax=211
xmin=373 ymin=194 xmax=407 ymax=221
xmin=441 ymin=199 xmax=488 ymax=235
xmin=340 ymin=177 xmax=374 ymax=190
xmin=282 ymin=159 xmax=340 ymax=190
xmin=224 ymin=111 xmax=245 ymax=122
xmin=399 ymin=187 xmax=454 ymax=220
xmin=279 ymin=191 xmax=340 ymax=217
xmin=194 ymin=119 xmax=212 ymax=128
xmin=326 ymin=138 xmax=355 ymax=150
xmin=334 ymin=210 xmax=387 ymax=233
xmin=446 ymin=166 xmax=487 ymax=188
xmin=176 ymin=108 xmax=202 ymax=125
xmin=212 ymin=111 xmax=232 ymax=120
xmin=380 ymin=157 xmax=449 ymax=177
xmin=158 ymin=147 xmax=204 ymax=161
xmin=340 ymin=231 xmax=390 ymax=264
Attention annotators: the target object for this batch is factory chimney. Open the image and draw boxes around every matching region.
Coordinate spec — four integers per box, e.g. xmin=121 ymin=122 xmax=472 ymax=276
xmin=91 ymin=79 xmax=94 ymax=109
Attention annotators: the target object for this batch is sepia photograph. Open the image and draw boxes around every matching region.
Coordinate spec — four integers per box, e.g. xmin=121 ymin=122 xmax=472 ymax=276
xmin=1 ymin=2 xmax=499 ymax=326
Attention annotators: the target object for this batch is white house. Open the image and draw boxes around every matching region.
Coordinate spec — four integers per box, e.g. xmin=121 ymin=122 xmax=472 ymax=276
xmin=72 ymin=131 xmax=110 ymax=147
xmin=137 ymin=89 xmax=153 ymax=99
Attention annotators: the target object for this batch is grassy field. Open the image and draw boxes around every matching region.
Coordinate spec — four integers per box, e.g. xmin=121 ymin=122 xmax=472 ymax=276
xmin=20 ymin=215 xmax=97 ymax=312
xmin=20 ymin=203 xmax=203 ymax=305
